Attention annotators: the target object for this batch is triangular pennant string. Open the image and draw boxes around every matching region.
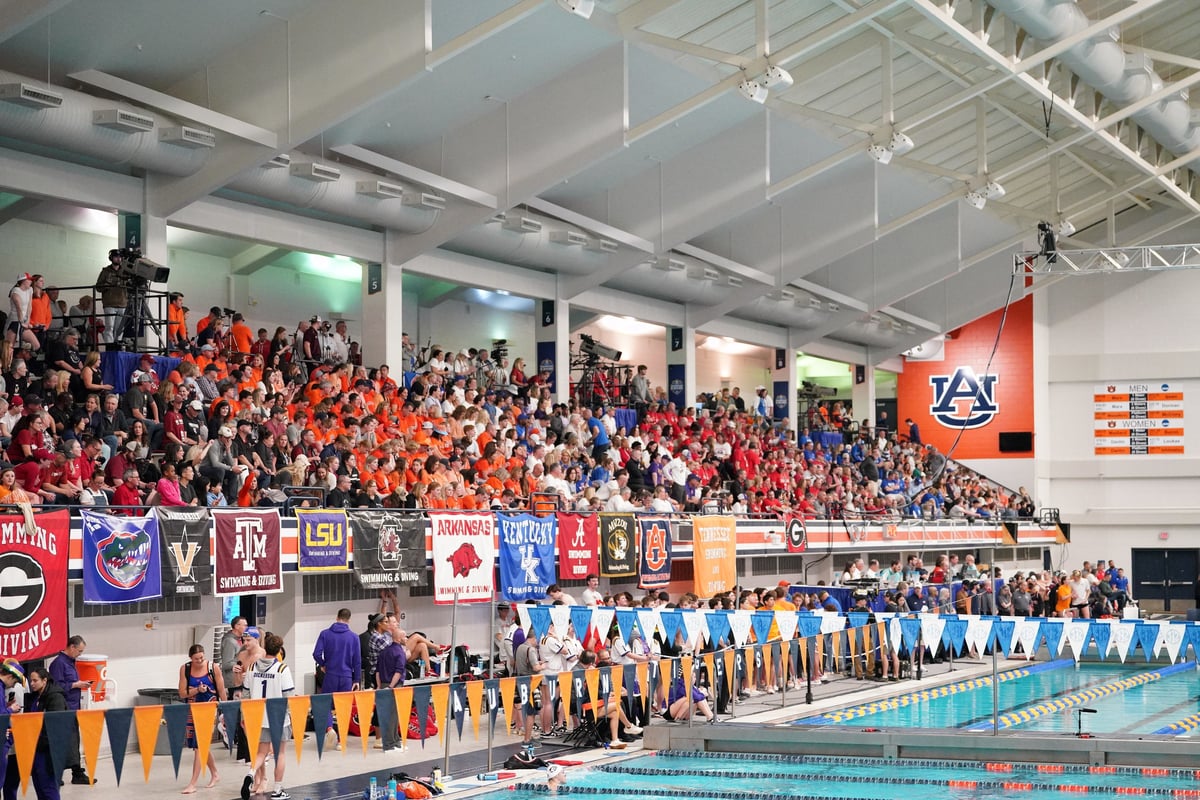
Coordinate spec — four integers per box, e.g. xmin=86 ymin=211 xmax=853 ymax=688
xmin=352 ymin=690 xmax=376 ymax=755
xmin=133 ymin=704 xmax=163 ymax=782
xmin=44 ymin=710 xmax=77 ymax=782
xmin=9 ymin=711 xmax=43 ymax=794
xmin=393 ymin=687 xmax=414 ymax=747
xmin=430 ymin=683 xmax=450 ymax=746
xmin=288 ymin=696 xmax=311 ymax=764
xmin=331 ymin=692 xmax=354 ymax=755
xmin=76 ymin=709 xmax=106 ymax=786
xmin=466 ymin=680 xmax=484 ymax=740
xmin=160 ymin=703 xmax=191 ymax=777
xmin=306 ymin=694 xmax=331 ymax=758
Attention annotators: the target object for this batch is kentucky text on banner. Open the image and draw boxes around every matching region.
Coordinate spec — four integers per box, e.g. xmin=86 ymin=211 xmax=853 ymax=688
xmin=637 ymin=517 xmax=671 ymax=589
xmin=430 ymin=512 xmax=495 ymax=604
xmin=0 ymin=509 xmax=69 ymax=660
xmin=691 ymin=515 xmax=736 ymax=597
xmin=155 ymin=507 xmax=211 ymax=596
xmin=80 ymin=510 xmax=162 ymax=604
xmin=556 ymin=512 xmax=598 ymax=581
xmin=212 ymin=509 xmax=283 ymax=595
xmin=598 ymin=513 xmax=636 ymax=577
xmin=349 ymin=509 xmax=428 ymax=589
xmin=498 ymin=513 xmax=556 ymax=601
xmin=295 ymin=509 xmax=349 ymax=572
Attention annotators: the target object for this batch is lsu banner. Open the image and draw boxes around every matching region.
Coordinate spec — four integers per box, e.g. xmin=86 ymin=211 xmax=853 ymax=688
xmin=156 ymin=507 xmax=211 ymax=596
xmin=556 ymin=513 xmax=598 ymax=581
xmin=348 ymin=510 xmax=427 ymax=589
xmin=80 ymin=510 xmax=162 ymax=604
xmin=0 ymin=510 xmax=69 ymax=660
xmin=295 ymin=509 xmax=349 ymax=572
xmin=637 ymin=517 xmax=672 ymax=590
xmin=497 ymin=513 xmax=556 ymax=602
xmin=212 ymin=509 xmax=282 ymax=596
xmin=430 ymin=512 xmax=495 ymax=604
xmin=691 ymin=515 xmax=736 ymax=597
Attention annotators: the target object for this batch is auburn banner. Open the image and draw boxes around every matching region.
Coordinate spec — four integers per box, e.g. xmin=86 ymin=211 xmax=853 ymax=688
xmin=80 ymin=510 xmax=162 ymax=604
xmin=598 ymin=513 xmax=636 ymax=578
xmin=556 ymin=512 xmax=598 ymax=581
xmin=637 ymin=517 xmax=672 ymax=589
xmin=691 ymin=515 xmax=736 ymax=597
xmin=497 ymin=513 xmax=556 ymax=602
xmin=349 ymin=510 xmax=427 ymax=589
xmin=429 ymin=512 xmax=495 ymax=604
xmin=0 ymin=510 xmax=69 ymax=660
xmin=295 ymin=509 xmax=349 ymax=572
xmin=212 ymin=509 xmax=282 ymax=596
xmin=156 ymin=507 xmax=211 ymax=596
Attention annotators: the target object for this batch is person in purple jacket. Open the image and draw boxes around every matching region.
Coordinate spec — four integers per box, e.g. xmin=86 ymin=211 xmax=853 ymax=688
xmin=375 ymin=627 xmax=409 ymax=753
xmin=312 ymin=608 xmax=361 ymax=749
xmin=48 ymin=635 xmax=92 ymax=785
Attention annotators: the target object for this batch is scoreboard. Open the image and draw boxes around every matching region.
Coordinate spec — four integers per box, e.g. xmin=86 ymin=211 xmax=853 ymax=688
xmin=1093 ymin=383 xmax=1184 ymax=455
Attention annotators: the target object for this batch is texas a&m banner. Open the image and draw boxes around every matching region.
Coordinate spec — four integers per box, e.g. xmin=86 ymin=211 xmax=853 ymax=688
xmin=430 ymin=512 xmax=495 ymax=604
xmin=497 ymin=513 xmax=556 ymax=602
xmin=156 ymin=507 xmax=212 ymax=596
xmin=691 ymin=515 xmax=736 ymax=597
xmin=637 ymin=517 xmax=672 ymax=589
xmin=599 ymin=513 xmax=636 ymax=578
xmin=212 ymin=509 xmax=283 ymax=596
xmin=0 ymin=510 xmax=69 ymax=660
xmin=349 ymin=509 xmax=427 ymax=589
xmin=80 ymin=510 xmax=162 ymax=604
xmin=295 ymin=509 xmax=349 ymax=572
xmin=556 ymin=512 xmax=598 ymax=581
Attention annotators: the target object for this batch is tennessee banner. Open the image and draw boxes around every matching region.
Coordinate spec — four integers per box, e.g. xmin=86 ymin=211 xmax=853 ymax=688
xmin=348 ymin=510 xmax=427 ymax=589
xmin=692 ymin=515 xmax=736 ymax=597
xmin=80 ymin=510 xmax=162 ymax=604
xmin=295 ymin=509 xmax=349 ymax=572
xmin=497 ymin=513 xmax=556 ymax=602
xmin=212 ymin=509 xmax=282 ymax=596
xmin=637 ymin=517 xmax=671 ymax=589
xmin=556 ymin=512 xmax=598 ymax=581
xmin=429 ymin=512 xmax=495 ymax=604
xmin=155 ymin=507 xmax=211 ymax=596
xmin=0 ymin=509 xmax=69 ymax=660
xmin=599 ymin=513 xmax=636 ymax=578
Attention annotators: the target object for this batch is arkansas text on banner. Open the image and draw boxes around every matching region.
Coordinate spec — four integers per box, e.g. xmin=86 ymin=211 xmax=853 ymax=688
xmin=497 ymin=513 xmax=556 ymax=602
xmin=212 ymin=509 xmax=283 ymax=596
xmin=295 ymin=509 xmax=349 ymax=572
xmin=430 ymin=512 xmax=495 ymax=604
xmin=80 ymin=510 xmax=162 ymax=604
xmin=156 ymin=507 xmax=212 ymax=596
xmin=599 ymin=513 xmax=636 ymax=578
xmin=349 ymin=510 xmax=427 ymax=589
xmin=691 ymin=515 xmax=736 ymax=598
xmin=637 ymin=517 xmax=672 ymax=589
xmin=0 ymin=510 xmax=69 ymax=660
xmin=556 ymin=513 xmax=598 ymax=581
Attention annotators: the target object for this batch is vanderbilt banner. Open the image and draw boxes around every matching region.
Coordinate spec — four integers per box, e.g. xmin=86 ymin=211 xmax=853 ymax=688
xmin=155 ymin=507 xmax=212 ymax=596
xmin=348 ymin=510 xmax=427 ymax=589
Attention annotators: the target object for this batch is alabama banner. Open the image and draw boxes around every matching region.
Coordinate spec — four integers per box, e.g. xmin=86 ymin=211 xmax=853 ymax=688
xmin=430 ymin=512 xmax=495 ymax=604
xmin=692 ymin=515 xmax=736 ymax=597
xmin=349 ymin=510 xmax=427 ymax=589
xmin=556 ymin=512 xmax=598 ymax=581
xmin=637 ymin=517 xmax=672 ymax=590
xmin=0 ymin=510 xmax=69 ymax=660
xmin=497 ymin=513 xmax=556 ymax=602
xmin=295 ymin=509 xmax=349 ymax=572
xmin=599 ymin=513 xmax=636 ymax=578
xmin=212 ymin=509 xmax=283 ymax=596
xmin=80 ymin=510 xmax=162 ymax=604
xmin=156 ymin=507 xmax=212 ymax=596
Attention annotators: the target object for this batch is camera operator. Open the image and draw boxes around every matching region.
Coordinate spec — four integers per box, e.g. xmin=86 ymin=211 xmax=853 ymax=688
xmin=95 ymin=250 xmax=129 ymax=346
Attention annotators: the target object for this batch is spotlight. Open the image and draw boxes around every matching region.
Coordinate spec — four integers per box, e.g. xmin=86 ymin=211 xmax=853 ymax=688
xmin=868 ymin=144 xmax=893 ymax=164
xmin=738 ymin=79 xmax=768 ymax=104
xmin=1038 ymin=220 xmax=1057 ymax=264
xmin=981 ymin=180 xmax=1006 ymax=199
xmin=1057 ymin=219 xmax=1076 ymax=237
xmin=889 ymin=131 xmax=915 ymax=155
xmin=556 ymin=0 xmax=594 ymax=19
xmin=763 ymin=65 xmax=794 ymax=89
xmin=964 ymin=191 xmax=987 ymax=210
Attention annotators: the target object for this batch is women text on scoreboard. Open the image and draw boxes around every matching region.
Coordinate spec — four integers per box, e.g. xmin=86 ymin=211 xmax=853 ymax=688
xmin=1093 ymin=382 xmax=1184 ymax=456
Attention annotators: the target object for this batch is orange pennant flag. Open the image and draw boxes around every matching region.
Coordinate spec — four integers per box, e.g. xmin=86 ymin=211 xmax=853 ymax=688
xmin=830 ymin=631 xmax=841 ymax=673
xmin=429 ymin=683 xmax=449 ymax=746
xmin=76 ymin=709 xmax=105 ymax=787
xmin=288 ymin=696 xmax=311 ymax=763
xmin=723 ymin=649 xmax=736 ymax=697
xmin=465 ymin=681 xmax=484 ymax=740
xmin=498 ymin=677 xmax=516 ymax=733
xmin=847 ymin=626 xmax=858 ymax=659
xmin=610 ymin=665 xmax=623 ymax=707
xmin=799 ymin=637 xmax=808 ymax=677
xmin=393 ymin=687 xmax=413 ymax=747
xmin=636 ymin=662 xmax=650 ymax=713
xmin=190 ymin=702 xmax=218 ymax=776
xmin=529 ymin=674 xmax=542 ymax=698
xmin=680 ymin=655 xmax=693 ymax=701
xmin=585 ymin=667 xmax=601 ymax=721
xmin=9 ymin=711 xmax=42 ymax=793
xmin=877 ymin=622 xmax=888 ymax=655
xmin=133 ymin=704 xmax=163 ymax=782
xmin=331 ymin=692 xmax=354 ymax=755
xmin=703 ymin=653 xmax=715 ymax=698
xmin=353 ymin=690 xmax=376 ymax=755
xmin=240 ymin=698 xmax=265 ymax=766
xmin=557 ymin=671 xmax=573 ymax=726
xmin=864 ymin=625 xmax=874 ymax=673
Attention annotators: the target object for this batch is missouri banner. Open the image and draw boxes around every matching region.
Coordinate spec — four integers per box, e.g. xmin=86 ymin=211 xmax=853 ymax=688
xmin=598 ymin=513 xmax=636 ymax=578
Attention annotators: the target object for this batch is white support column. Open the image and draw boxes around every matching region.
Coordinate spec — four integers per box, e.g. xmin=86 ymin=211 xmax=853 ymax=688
xmin=770 ymin=329 xmax=801 ymax=432
xmin=360 ymin=230 xmax=405 ymax=370
xmin=665 ymin=325 xmax=696 ymax=411
xmin=851 ymin=363 xmax=876 ymax=434
xmin=536 ymin=289 xmax=571 ymax=405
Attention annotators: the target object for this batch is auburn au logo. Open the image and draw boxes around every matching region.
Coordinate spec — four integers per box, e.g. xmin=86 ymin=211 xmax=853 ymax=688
xmin=643 ymin=523 xmax=669 ymax=570
xmin=929 ymin=366 xmax=999 ymax=429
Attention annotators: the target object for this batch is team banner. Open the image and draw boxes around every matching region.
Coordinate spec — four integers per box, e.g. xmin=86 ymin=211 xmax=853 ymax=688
xmin=497 ymin=513 xmax=557 ymax=602
xmin=80 ymin=510 xmax=162 ymax=604
xmin=691 ymin=515 xmax=736 ymax=597
xmin=637 ymin=517 xmax=672 ymax=589
xmin=556 ymin=512 xmax=598 ymax=581
xmin=785 ymin=513 xmax=808 ymax=553
xmin=598 ymin=513 xmax=636 ymax=577
xmin=430 ymin=512 xmax=495 ymax=604
xmin=295 ymin=509 xmax=349 ymax=572
xmin=212 ymin=509 xmax=283 ymax=596
xmin=349 ymin=510 xmax=427 ymax=589
xmin=0 ymin=509 xmax=69 ymax=660
xmin=155 ymin=507 xmax=212 ymax=596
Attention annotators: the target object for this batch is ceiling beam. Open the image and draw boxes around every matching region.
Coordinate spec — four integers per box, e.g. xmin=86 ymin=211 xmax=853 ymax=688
xmin=330 ymin=144 xmax=498 ymax=209
xmin=230 ymin=244 xmax=287 ymax=275
xmin=0 ymin=0 xmax=71 ymax=44
xmin=0 ymin=196 xmax=44 ymax=226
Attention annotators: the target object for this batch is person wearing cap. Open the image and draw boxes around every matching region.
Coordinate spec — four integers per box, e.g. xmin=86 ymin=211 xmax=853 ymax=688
xmin=754 ymin=385 xmax=773 ymax=420
xmin=94 ymin=249 xmax=129 ymax=346
xmin=201 ymin=425 xmax=244 ymax=497
xmin=122 ymin=370 xmax=163 ymax=445
xmin=8 ymin=272 xmax=40 ymax=350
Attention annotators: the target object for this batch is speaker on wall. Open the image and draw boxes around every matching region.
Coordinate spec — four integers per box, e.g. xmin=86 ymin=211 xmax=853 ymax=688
xmin=998 ymin=431 xmax=1033 ymax=452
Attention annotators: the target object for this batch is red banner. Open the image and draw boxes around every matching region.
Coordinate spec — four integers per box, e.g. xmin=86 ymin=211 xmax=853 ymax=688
xmin=556 ymin=513 xmax=598 ymax=581
xmin=0 ymin=510 xmax=70 ymax=660
xmin=212 ymin=509 xmax=282 ymax=596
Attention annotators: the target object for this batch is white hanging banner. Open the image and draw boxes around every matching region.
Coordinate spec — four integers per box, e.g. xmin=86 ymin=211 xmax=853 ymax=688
xmin=637 ymin=607 xmax=664 ymax=641
xmin=819 ymin=610 xmax=843 ymax=635
xmin=1013 ymin=618 xmax=1042 ymax=661
xmin=1065 ymin=620 xmax=1090 ymax=662
xmin=1163 ymin=624 xmax=1185 ymax=663
xmin=548 ymin=604 xmax=572 ymax=636
xmin=681 ymin=608 xmax=708 ymax=649
xmin=919 ymin=614 xmax=945 ymax=652
xmin=775 ymin=610 xmax=799 ymax=643
xmin=728 ymin=610 xmax=753 ymax=647
xmin=591 ymin=607 xmax=615 ymax=643
xmin=1111 ymin=622 xmax=1135 ymax=663
xmin=515 ymin=602 xmax=531 ymax=632
xmin=965 ymin=616 xmax=993 ymax=655
xmin=888 ymin=617 xmax=903 ymax=653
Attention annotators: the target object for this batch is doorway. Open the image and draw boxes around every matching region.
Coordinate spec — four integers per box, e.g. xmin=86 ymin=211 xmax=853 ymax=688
xmin=1130 ymin=548 xmax=1198 ymax=613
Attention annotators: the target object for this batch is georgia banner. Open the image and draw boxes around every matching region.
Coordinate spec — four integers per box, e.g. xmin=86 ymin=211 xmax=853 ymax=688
xmin=80 ymin=510 xmax=162 ymax=604
xmin=497 ymin=513 xmax=556 ymax=602
xmin=212 ymin=509 xmax=283 ymax=596
xmin=556 ymin=512 xmax=598 ymax=581
xmin=0 ymin=509 xmax=69 ymax=660
xmin=295 ymin=509 xmax=349 ymax=572
xmin=637 ymin=517 xmax=672 ymax=589
xmin=430 ymin=512 xmax=495 ymax=604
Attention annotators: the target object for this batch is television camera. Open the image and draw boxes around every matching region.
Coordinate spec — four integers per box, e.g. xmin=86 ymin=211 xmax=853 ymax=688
xmin=845 ymin=578 xmax=880 ymax=603
xmin=579 ymin=333 xmax=621 ymax=362
xmin=800 ymin=380 xmax=837 ymax=398
xmin=109 ymin=247 xmax=171 ymax=285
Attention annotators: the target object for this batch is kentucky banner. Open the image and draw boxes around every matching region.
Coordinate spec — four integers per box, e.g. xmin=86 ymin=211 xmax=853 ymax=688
xmin=349 ymin=510 xmax=427 ymax=589
xmin=430 ymin=512 xmax=495 ymax=604
xmin=637 ymin=517 xmax=672 ymax=589
xmin=556 ymin=512 xmax=598 ymax=581
xmin=598 ymin=513 xmax=636 ymax=578
xmin=155 ymin=507 xmax=211 ymax=596
xmin=212 ymin=509 xmax=283 ymax=596
xmin=295 ymin=509 xmax=349 ymax=572
xmin=80 ymin=510 xmax=162 ymax=604
xmin=497 ymin=513 xmax=556 ymax=602
xmin=691 ymin=515 xmax=736 ymax=597
xmin=0 ymin=510 xmax=69 ymax=660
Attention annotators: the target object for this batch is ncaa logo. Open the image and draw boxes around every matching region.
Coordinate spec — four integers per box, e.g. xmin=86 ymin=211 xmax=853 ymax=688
xmin=538 ymin=358 xmax=554 ymax=375
xmin=669 ymin=378 xmax=684 ymax=396
xmin=929 ymin=366 xmax=999 ymax=429
xmin=774 ymin=393 xmax=787 ymax=409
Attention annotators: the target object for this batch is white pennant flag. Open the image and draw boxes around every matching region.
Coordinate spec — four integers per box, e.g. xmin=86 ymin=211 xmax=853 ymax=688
xmin=515 ymin=602 xmax=531 ymax=632
xmin=1065 ymin=621 xmax=1090 ymax=662
xmin=966 ymin=616 xmax=993 ymax=655
xmin=819 ymin=611 xmax=844 ymax=635
xmin=728 ymin=610 xmax=753 ymax=647
xmin=681 ymin=609 xmax=708 ymax=649
xmin=775 ymin=610 xmax=799 ymax=642
xmin=919 ymin=614 xmax=945 ymax=652
xmin=1111 ymin=623 xmax=1135 ymax=663
xmin=888 ymin=617 xmax=903 ymax=653
xmin=1013 ymin=618 xmax=1041 ymax=660
xmin=637 ymin=607 xmax=664 ymax=641
xmin=548 ymin=604 xmax=571 ymax=636
xmin=1163 ymin=624 xmax=1185 ymax=663
xmin=591 ymin=607 xmax=615 ymax=643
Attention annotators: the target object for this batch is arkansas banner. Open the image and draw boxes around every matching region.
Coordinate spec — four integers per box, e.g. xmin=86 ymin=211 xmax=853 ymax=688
xmin=637 ymin=518 xmax=672 ymax=589
xmin=691 ymin=515 xmax=736 ymax=597
xmin=295 ymin=509 xmax=349 ymax=572
xmin=156 ymin=507 xmax=212 ymax=596
xmin=599 ymin=513 xmax=636 ymax=578
xmin=212 ymin=509 xmax=283 ymax=596
xmin=429 ymin=512 xmax=495 ymax=604
xmin=80 ymin=510 xmax=162 ymax=604
xmin=0 ymin=509 xmax=69 ymax=660
xmin=556 ymin=512 xmax=598 ymax=581
xmin=348 ymin=510 xmax=427 ymax=589
xmin=497 ymin=513 xmax=556 ymax=602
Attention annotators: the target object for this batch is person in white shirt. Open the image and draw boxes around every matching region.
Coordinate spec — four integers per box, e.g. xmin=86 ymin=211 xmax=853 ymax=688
xmin=538 ymin=461 xmax=574 ymax=500
xmin=581 ymin=575 xmax=604 ymax=607
xmin=546 ymin=584 xmax=578 ymax=606
xmin=665 ymin=450 xmax=690 ymax=502
xmin=649 ymin=485 xmax=678 ymax=513
xmin=604 ymin=486 xmax=637 ymax=512
xmin=243 ymin=632 xmax=294 ymax=800
xmin=753 ymin=385 xmax=774 ymax=419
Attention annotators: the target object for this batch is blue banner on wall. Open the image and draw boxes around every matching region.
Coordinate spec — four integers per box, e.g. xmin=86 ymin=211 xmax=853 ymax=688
xmin=667 ymin=363 xmax=686 ymax=409
xmin=535 ymin=340 xmax=557 ymax=392
xmin=637 ymin=517 xmax=672 ymax=589
xmin=81 ymin=510 xmax=162 ymax=604
xmin=497 ymin=513 xmax=557 ymax=601
xmin=773 ymin=379 xmax=789 ymax=422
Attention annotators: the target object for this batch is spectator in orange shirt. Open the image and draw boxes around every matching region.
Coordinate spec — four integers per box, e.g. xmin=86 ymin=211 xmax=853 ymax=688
xmin=167 ymin=292 xmax=189 ymax=352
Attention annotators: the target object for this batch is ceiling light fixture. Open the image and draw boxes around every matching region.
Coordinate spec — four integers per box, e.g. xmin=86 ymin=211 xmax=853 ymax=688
xmin=762 ymin=65 xmax=793 ymax=90
xmin=556 ymin=0 xmax=594 ymax=19
xmin=737 ymin=78 xmax=768 ymax=104
xmin=964 ymin=191 xmax=987 ymax=210
xmin=868 ymin=144 xmax=893 ymax=164
xmin=981 ymin=180 xmax=1006 ymax=199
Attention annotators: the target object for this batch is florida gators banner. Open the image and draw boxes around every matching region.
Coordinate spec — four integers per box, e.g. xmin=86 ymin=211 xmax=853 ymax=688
xmin=295 ymin=509 xmax=349 ymax=572
xmin=599 ymin=513 xmax=636 ymax=578
xmin=156 ymin=507 xmax=211 ymax=596
xmin=692 ymin=515 xmax=736 ymax=597
xmin=80 ymin=510 xmax=162 ymax=604
xmin=498 ymin=513 xmax=556 ymax=602
xmin=637 ymin=517 xmax=672 ymax=589
xmin=0 ymin=510 xmax=69 ymax=660
xmin=212 ymin=509 xmax=282 ymax=596
xmin=430 ymin=512 xmax=495 ymax=604
xmin=556 ymin=512 xmax=598 ymax=581
xmin=349 ymin=510 xmax=427 ymax=589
